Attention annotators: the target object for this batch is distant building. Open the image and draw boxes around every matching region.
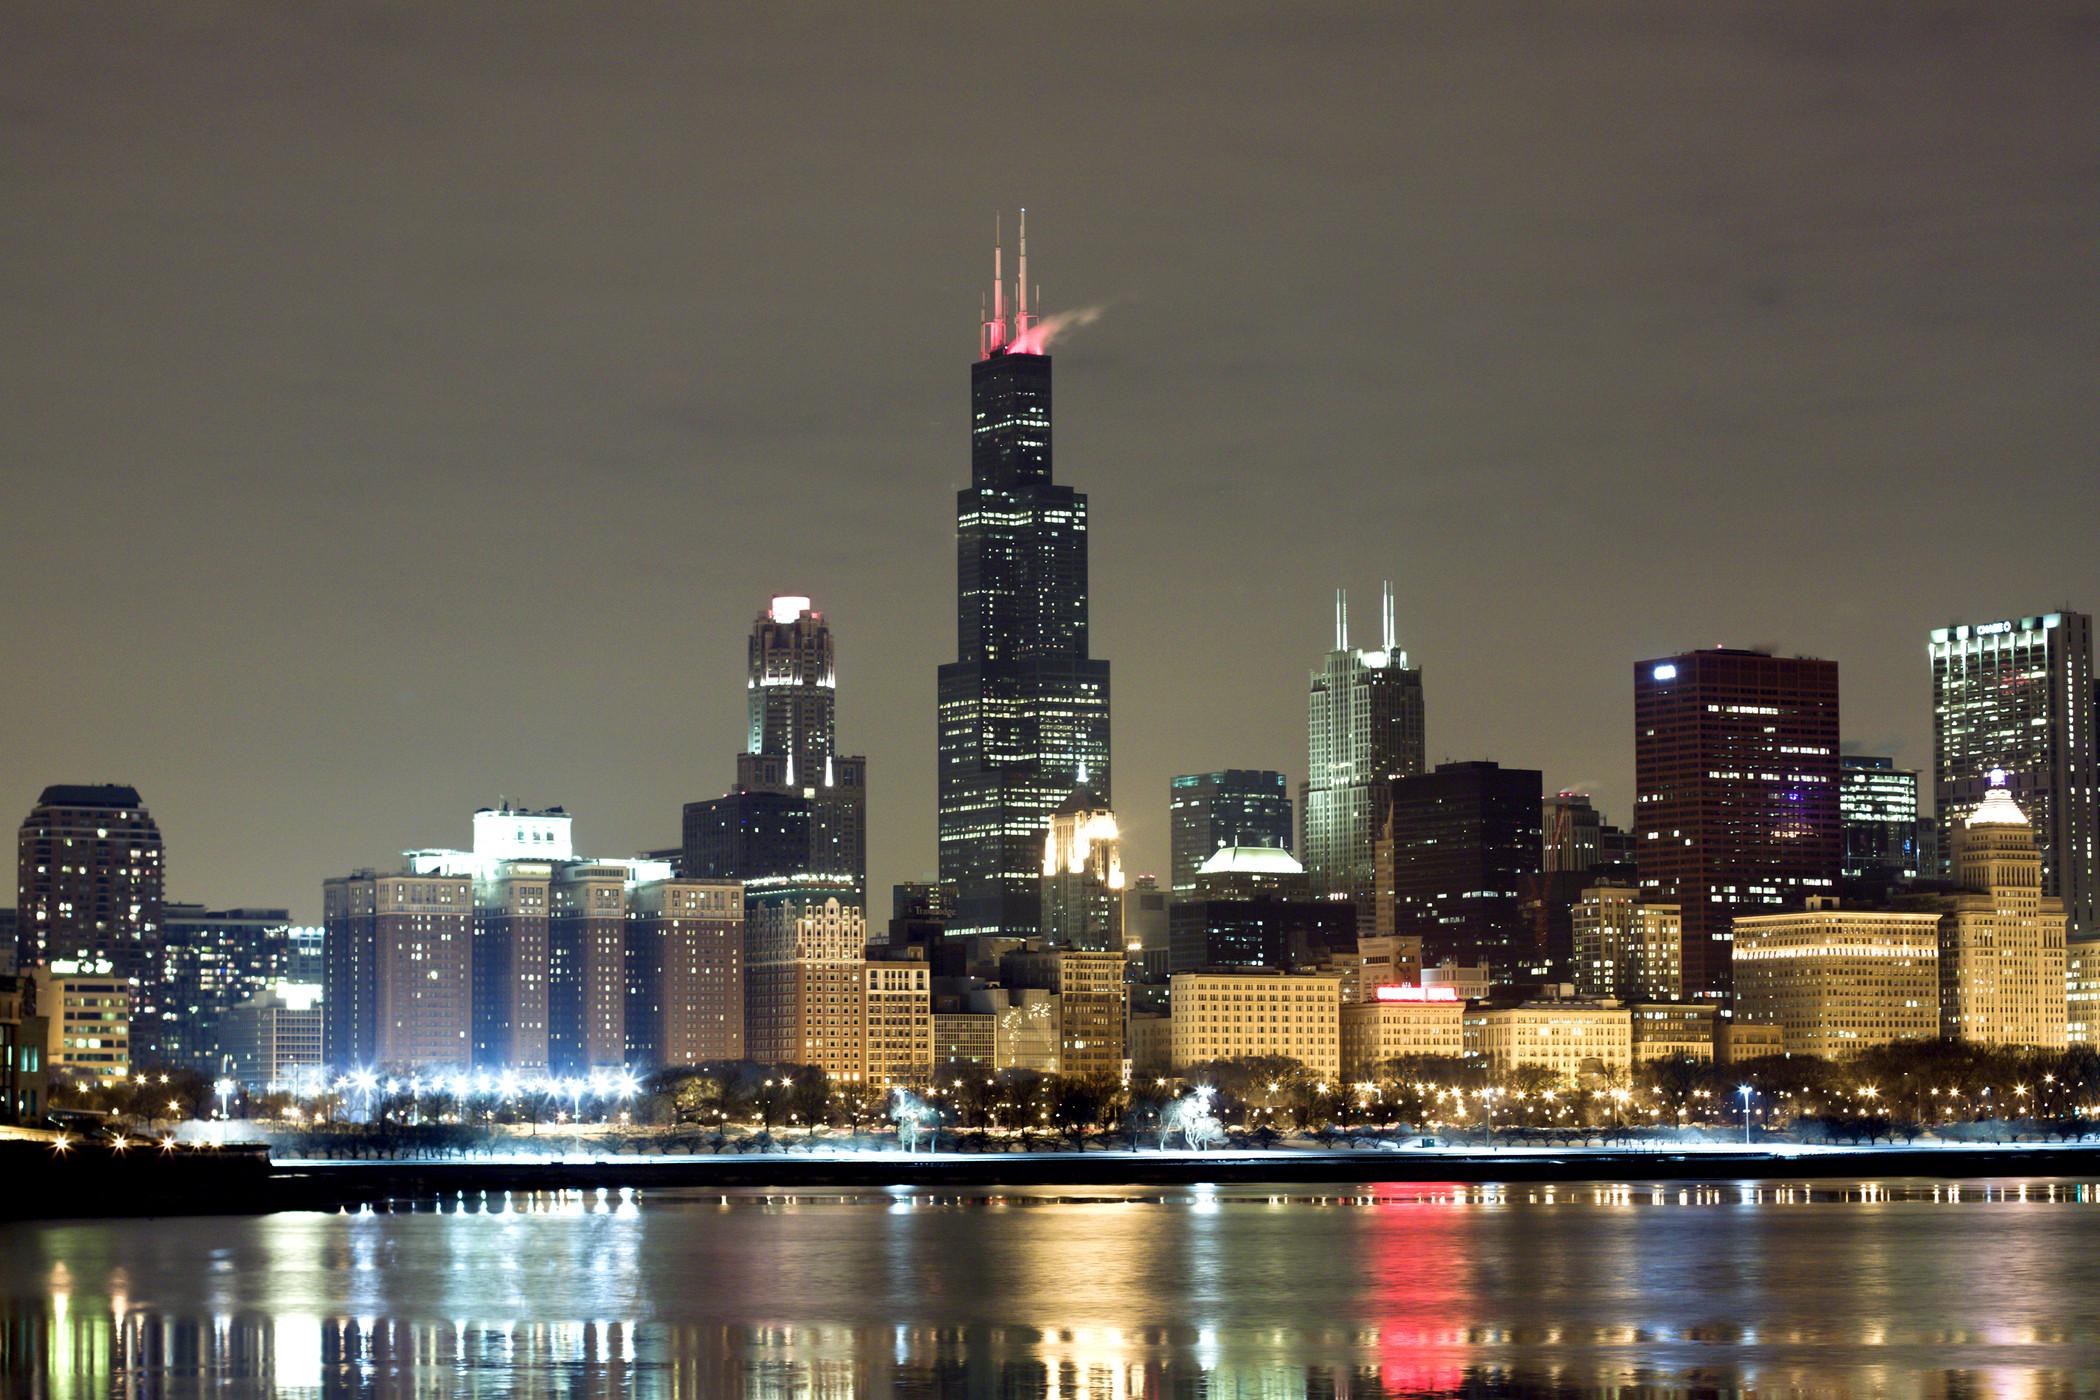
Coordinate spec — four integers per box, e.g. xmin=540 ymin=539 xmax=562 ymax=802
xmin=1002 ymin=948 xmax=1126 ymax=1079
xmin=1379 ymin=761 xmax=1541 ymax=980
xmin=933 ymin=1011 xmax=995 ymax=1071
xmin=1168 ymin=969 xmax=1344 ymax=1077
xmin=34 ymin=959 xmax=132 ymax=1083
xmin=147 ymin=905 xmax=298 ymax=1073
xmin=1473 ymin=996 xmax=1631 ymax=1082
xmin=0 ymin=972 xmax=50 ymax=1123
xmin=1938 ymin=781 xmax=2068 ymax=1049
xmin=322 ymin=872 xmax=473 ymax=1071
xmin=1840 ymin=755 xmax=1922 ymax=882
xmin=1340 ymin=986 xmax=1465 ymax=1072
xmin=1168 ymin=846 xmax=1354 ymax=973
xmin=1628 ymin=1003 xmax=1716 ymax=1063
xmin=887 ymin=881 xmax=956 ymax=951
xmin=744 ymin=897 xmax=869 ymax=1082
xmin=1121 ymin=876 xmax=1170 ymax=977
xmin=1717 ymin=1021 xmax=1784 ymax=1064
xmin=972 ymin=986 xmax=1063 ymax=1073
xmin=1302 ymin=584 xmax=1424 ymax=908
xmin=1541 ymin=793 xmax=1605 ymax=874
xmin=1570 ymin=884 xmax=1682 ymax=1004
xmin=222 ymin=983 xmax=324 ymax=1088
xmin=16 ymin=785 xmax=164 ymax=988
xmin=1169 ymin=771 xmax=1292 ymax=896
xmin=1930 ymin=611 xmax=2096 ymax=932
xmin=1039 ymin=790 xmax=1125 ymax=950
xmin=1731 ymin=900 xmax=1942 ymax=1059
xmin=625 ymin=879 xmax=744 ymax=1068
xmin=1635 ymin=649 xmax=1841 ymax=1003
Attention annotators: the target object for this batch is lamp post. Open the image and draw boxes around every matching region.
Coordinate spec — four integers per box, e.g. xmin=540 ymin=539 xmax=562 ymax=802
xmin=1738 ymin=1084 xmax=1754 ymax=1147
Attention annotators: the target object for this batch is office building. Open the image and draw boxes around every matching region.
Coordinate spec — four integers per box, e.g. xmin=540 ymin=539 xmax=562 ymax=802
xmin=745 ymin=896 xmax=870 ymax=1082
xmin=33 ymin=959 xmax=132 ymax=1083
xmin=1938 ymin=780 xmax=2068 ymax=1049
xmin=1473 ymin=995 xmax=1631 ymax=1082
xmin=863 ymin=959 xmax=934 ymax=1088
xmin=2068 ymin=937 xmax=2100 ymax=1047
xmin=1629 ymin=1003 xmax=1717 ymax=1062
xmin=1635 ymin=648 xmax=1841 ymax=1003
xmin=1122 ymin=875 xmax=1170 ymax=975
xmin=221 ymin=982 xmax=324 ymax=1088
xmin=684 ymin=596 xmax=869 ymax=910
xmin=938 ymin=217 xmax=1113 ymax=936
xmin=1340 ymin=985 xmax=1465 ymax=1071
xmin=1542 ymin=792 xmax=1606 ymax=874
xmin=1731 ymin=901 xmax=1942 ymax=1059
xmin=1302 ymin=583 xmax=1424 ymax=906
xmin=1840 ymin=755 xmax=1922 ymax=882
xmin=1002 ymin=947 xmax=1126 ymax=1079
xmin=1930 ymin=611 xmax=2097 ymax=932
xmin=1379 ymin=761 xmax=1541 ymax=979
xmin=1040 ymin=789 xmax=1125 ymax=949
xmin=1168 ymin=969 xmax=1345 ymax=1077
xmin=146 ymin=905 xmax=299 ymax=1073
xmin=625 ymin=879 xmax=744 ymax=1068
xmin=1168 ymin=846 xmax=1355 ymax=973
xmin=16 ymin=785 xmax=164 ymax=984
xmin=1570 ymin=884 xmax=1682 ymax=1003
xmin=1169 ymin=771 xmax=1293 ymax=896
xmin=934 ymin=1011 xmax=996 ymax=1071
xmin=887 ymin=881 xmax=956 ymax=951
xmin=322 ymin=871 xmax=474 ymax=1071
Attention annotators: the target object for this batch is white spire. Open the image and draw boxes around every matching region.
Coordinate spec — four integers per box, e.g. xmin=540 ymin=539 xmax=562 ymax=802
xmin=1382 ymin=579 xmax=1396 ymax=653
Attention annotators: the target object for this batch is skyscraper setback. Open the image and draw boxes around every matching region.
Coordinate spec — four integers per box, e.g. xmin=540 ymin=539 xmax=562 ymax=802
xmin=1301 ymin=585 xmax=1424 ymax=907
xmin=938 ymin=215 xmax=1111 ymax=936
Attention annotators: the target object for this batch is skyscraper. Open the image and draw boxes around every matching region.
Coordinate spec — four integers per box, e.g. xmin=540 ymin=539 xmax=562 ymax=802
xmin=1169 ymin=770 xmax=1293 ymax=897
xmin=1929 ymin=611 xmax=2097 ymax=933
xmin=685 ymin=597 xmax=868 ymax=910
xmin=1542 ymin=792 xmax=1606 ymax=874
xmin=1301 ymin=584 xmax=1424 ymax=906
xmin=938 ymin=215 xmax=1111 ymax=936
xmin=1938 ymin=778 xmax=2068 ymax=1049
xmin=1634 ymin=649 xmax=1841 ymax=1004
xmin=1838 ymin=755 xmax=1922 ymax=882
xmin=1378 ymin=760 xmax=1541 ymax=979
xmin=16 ymin=784 xmax=164 ymax=980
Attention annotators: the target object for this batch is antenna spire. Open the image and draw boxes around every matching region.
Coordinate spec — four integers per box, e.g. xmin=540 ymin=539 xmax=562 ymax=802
xmin=982 ymin=212 xmax=1009 ymax=359
xmin=1382 ymin=580 xmax=1396 ymax=653
xmin=1014 ymin=208 xmax=1033 ymax=343
xmin=1335 ymin=588 xmax=1349 ymax=651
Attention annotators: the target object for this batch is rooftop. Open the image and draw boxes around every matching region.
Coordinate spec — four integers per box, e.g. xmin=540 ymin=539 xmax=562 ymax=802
xmin=1195 ymin=845 xmax=1306 ymax=877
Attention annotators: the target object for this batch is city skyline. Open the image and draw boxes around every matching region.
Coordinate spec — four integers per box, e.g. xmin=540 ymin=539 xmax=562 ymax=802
xmin=5 ymin=5 xmax=2096 ymax=922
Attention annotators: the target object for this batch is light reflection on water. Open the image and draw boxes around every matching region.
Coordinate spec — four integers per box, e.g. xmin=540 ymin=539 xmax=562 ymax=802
xmin=3 ymin=1179 xmax=2097 ymax=1397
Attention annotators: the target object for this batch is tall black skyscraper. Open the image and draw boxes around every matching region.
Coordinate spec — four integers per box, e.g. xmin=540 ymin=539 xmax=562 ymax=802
xmin=1169 ymin=770 xmax=1294 ymax=897
xmin=938 ymin=214 xmax=1111 ymax=936
xmin=685 ymin=597 xmax=867 ymax=909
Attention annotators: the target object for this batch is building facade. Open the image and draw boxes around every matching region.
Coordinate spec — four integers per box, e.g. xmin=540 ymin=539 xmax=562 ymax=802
xmin=147 ymin=905 xmax=301 ymax=1073
xmin=1002 ymin=948 xmax=1126 ymax=1079
xmin=1302 ymin=584 xmax=1424 ymax=908
xmin=625 ymin=879 xmax=744 ymax=1068
xmin=938 ymin=220 xmax=1112 ymax=937
xmin=1570 ymin=884 xmax=1682 ymax=1004
xmin=1168 ymin=846 xmax=1354 ymax=973
xmin=1040 ymin=790 xmax=1125 ymax=949
xmin=744 ymin=897 xmax=870 ymax=1082
xmin=221 ymin=983 xmax=325 ymax=1088
xmin=1168 ymin=970 xmax=1345 ymax=1078
xmin=1731 ymin=901 xmax=1942 ymax=1059
xmin=1839 ymin=755 xmax=1923 ymax=882
xmin=1169 ymin=770 xmax=1293 ymax=896
xmin=1938 ymin=783 xmax=2068 ymax=1049
xmin=1378 ymin=761 xmax=1541 ymax=980
xmin=1930 ymin=612 xmax=2097 ymax=933
xmin=1340 ymin=989 xmax=1465 ymax=1071
xmin=16 ymin=785 xmax=164 ymax=987
xmin=1634 ymin=649 xmax=1841 ymax=1003
xmin=322 ymin=872 xmax=473 ymax=1071
xmin=33 ymin=960 xmax=132 ymax=1083
xmin=1473 ymin=997 xmax=1632 ymax=1082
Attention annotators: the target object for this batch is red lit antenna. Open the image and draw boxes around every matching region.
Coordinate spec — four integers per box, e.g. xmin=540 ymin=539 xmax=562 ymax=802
xmin=1013 ymin=208 xmax=1034 ymax=345
xmin=981 ymin=213 xmax=1009 ymax=358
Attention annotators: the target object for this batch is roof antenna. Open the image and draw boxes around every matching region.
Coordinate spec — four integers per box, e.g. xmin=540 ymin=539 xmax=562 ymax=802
xmin=1014 ymin=207 xmax=1034 ymax=344
xmin=1382 ymin=580 xmax=1396 ymax=653
xmin=1335 ymin=588 xmax=1349 ymax=651
xmin=982 ymin=212 xmax=1008 ymax=358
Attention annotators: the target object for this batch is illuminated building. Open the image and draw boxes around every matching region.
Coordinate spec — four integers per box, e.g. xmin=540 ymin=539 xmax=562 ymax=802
xmin=1340 ymin=985 xmax=1465 ymax=1071
xmin=1378 ymin=761 xmax=1541 ymax=979
xmin=863 ymin=959 xmax=933 ymax=1088
xmin=470 ymin=860 xmax=552 ymax=1072
xmin=0 ymin=972 xmax=50 ymax=1122
xmin=1628 ymin=1002 xmax=1716 ymax=1062
xmin=744 ymin=896 xmax=870 ymax=1082
xmin=322 ymin=872 xmax=472 ymax=1070
xmin=549 ymin=864 xmax=630 ymax=1072
xmin=142 ymin=905 xmax=300 ymax=1072
xmin=1570 ymin=883 xmax=1682 ymax=1003
xmin=1634 ymin=648 xmax=1841 ymax=1003
xmin=1002 ymin=948 xmax=1126 ymax=1079
xmin=1937 ymin=780 xmax=2068 ymax=1048
xmin=1542 ymin=792 xmax=1606 ymax=873
xmin=1302 ymin=583 xmax=1424 ymax=907
xmin=1121 ymin=875 xmax=1170 ymax=977
xmin=1839 ymin=755 xmax=1922 ymax=882
xmin=625 ymin=879 xmax=744 ymax=1067
xmin=221 ymin=982 xmax=324 ymax=1087
xmin=34 ymin=958 xmax=132 ymax=1082
xmin=1333 ymin=933 xmax=1423 ymax=1003
xmin=16 ymin=784 xmax=163 ymax=990
xmin=1168 ymin=969 xmax=1344 ymax=1077
xmin=685 ymin=596 xmax=868 ymax=912
xmin=1730 ymin=900 xmax=1942 ymax=1058
xmin=1039 ymin=789 xmax=1125 ymax=949
xmin=1930 ymin=611 xmax=2096 ymax=932
xmin=2068 ymin=936 xmax=2100 ymax=1046
xmin=972 ymin=985 xmax=1062 ymax=1072
xmin=1169 ymin=771 xmax=1293 ymax=896
xmin=938 ymin=215 xmax=1112 ymax=936
xmin=1717 ymin=1021 xmax=1784 ymax=1063
xmin=1168 ymin=845 xmax=1355 ymax=973
xmin=1473 ymin=995 xmax=1631 ymax=1082
xmin=933 ymin=1011 xmax=995 ymax=1070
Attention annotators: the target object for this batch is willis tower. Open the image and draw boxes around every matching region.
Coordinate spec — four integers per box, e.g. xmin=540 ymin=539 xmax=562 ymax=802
xmin=938 ymin=213 xmax=1111 ymax=936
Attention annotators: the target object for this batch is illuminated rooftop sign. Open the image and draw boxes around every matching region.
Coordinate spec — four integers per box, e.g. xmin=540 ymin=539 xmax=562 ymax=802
xmin=1374 ymin=984 xmax=1459 ymax=1003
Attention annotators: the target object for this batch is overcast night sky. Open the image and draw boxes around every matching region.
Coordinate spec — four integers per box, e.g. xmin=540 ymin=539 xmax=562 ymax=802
xmin=4 ymin=3 xmax=2096 ymax=922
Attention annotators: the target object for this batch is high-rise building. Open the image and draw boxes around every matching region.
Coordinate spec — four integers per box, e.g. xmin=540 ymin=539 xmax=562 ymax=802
xmin=1634 ymin=649 xmax=1841 ymax=1003
xmin=1168 ymin=846 xmax=1355 ymax=973
xmin=625 ymin=879 xmax=744 ymax=1068
xmin=1302 ymin=584 xmax=1425 ymax=907
xmin=1732 ymin=900 xmax=1943 ymax=1059
xmin=1169 ymin=771 xmax=1293 ymax=897
xmin=1938 ymin=780 xmax=2068 ymax=1049
xmin=146 ymin=905 xmax=298 ymax=1072
xmin=16 ymin=785 xmax=164 ymax=984
xmin=938 ymin=216 xmax=1112 ymax=937
xmin=221 ymin=982 xmax=325 ymax=1088
xmin=322 ymin=872 xmax=473 ymax=1071
xmin=550 ymin=864 xmax=630 ymax=1073
xmin=744 ymin=896 xmax=870 ymax=1082
xmin=1839 ymin=755 xmax=1922 ymax=882
xmin=1378 ymin=761 xmax=1541 ymax=979
xmin=1930 ymin=611 xmax=2097 ymax=933
xmin=1570 ymin=884 xmax=1683 ymax=1003
xmin=685 ymin=597 xmax=868 ymax=911
xmin=33 ymin=959 xmax=132 ymax=1083
xmin=1040 ymin=789 xmax=1124 ymax=950
xmin=1542 ymin=792 xmax=1606 ymax=874
xmin=1001 ymin=947 xmax=1127 ymax=1080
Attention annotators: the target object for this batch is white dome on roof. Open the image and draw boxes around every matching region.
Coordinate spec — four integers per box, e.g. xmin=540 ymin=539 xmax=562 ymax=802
xmin=1196 ymin=845 xmax=1305 ymax=877
xmin=1967 ymin=784 xmax=2031 ymax=827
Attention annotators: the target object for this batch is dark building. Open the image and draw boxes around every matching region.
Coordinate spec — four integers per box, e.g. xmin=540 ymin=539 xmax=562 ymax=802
xmin=937 ymin=218 xmax=1111 ymax=936
xmin=683 ymin=597 xmax=868 ymax=911
xmin=1541 ymin=792 xmax=1604 ymax=874
xmin=1379 ymin=761 xmax=1542 ymax=980
xmin=1169 ymin=771 xmax=1293 ymax=897
xmin=145 ymin=905 xmax=298 ymax=1072
xmin=887 ymin=881 xmax=957 ymax=952
xmin=1840 ymin=755 xmax=1922 ymax=883
xmin=16 ymin=784 xmax=164 ymax=983
xmin=1634 ymin=649 xmax=1841 ymax=1004
xmin=1168 ymin=847 xmax=1355 ymax=972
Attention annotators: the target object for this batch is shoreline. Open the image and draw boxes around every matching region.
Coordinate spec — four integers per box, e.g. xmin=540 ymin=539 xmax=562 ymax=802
xmin=9 ymin=1140 xmax=2100 ymax=1220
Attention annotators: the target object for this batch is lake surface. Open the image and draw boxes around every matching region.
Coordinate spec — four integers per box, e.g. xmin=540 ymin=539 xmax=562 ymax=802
xmin=3 ymin=1178 xmax=2096 ymax=1397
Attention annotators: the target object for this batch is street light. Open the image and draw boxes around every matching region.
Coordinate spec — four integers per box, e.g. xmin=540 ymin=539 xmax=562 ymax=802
xmin=1738 ymin=1084 xmax=1754 ymax=1147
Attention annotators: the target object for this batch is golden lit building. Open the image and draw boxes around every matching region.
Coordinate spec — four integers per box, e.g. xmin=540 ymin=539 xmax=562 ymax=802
xmin=1040 ymin=790 xmax=1125 ymax=950
xmin=1002 ymin=949 xmax=1126 ymax=1078
xmin=34 ymin=959 xmax=131 ymax=1083
xmin=1731 ymin=901 xmax=1942 ymax=1058
xmin=1628 ymin=1002 xmax=1716 ymax=1062
xmin=1474 ymin=996 xmax=1631 ymax=1082
xmin=1340 ymin=987 xmax=1464 ymax=1071
xmin=863 ymin=959 xmax=933 ymax=1087
xmin=745 ymin=897 xmax=868 ymax=1082
xmin=1571 ymin=884 xmax=1682 ymax=1002
xmin=1939 ymin=782 xmax=2068 ymax=1049
xmin=2069 ymin=937 xmax=2100 ymax=1047
xmin=1168 ymin=969 xmax=1343 ymax=1077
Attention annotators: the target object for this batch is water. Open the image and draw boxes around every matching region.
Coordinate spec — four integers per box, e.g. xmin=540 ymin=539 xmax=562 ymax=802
xmin=3 ymin=1178 xmax=2097 ymax=1397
